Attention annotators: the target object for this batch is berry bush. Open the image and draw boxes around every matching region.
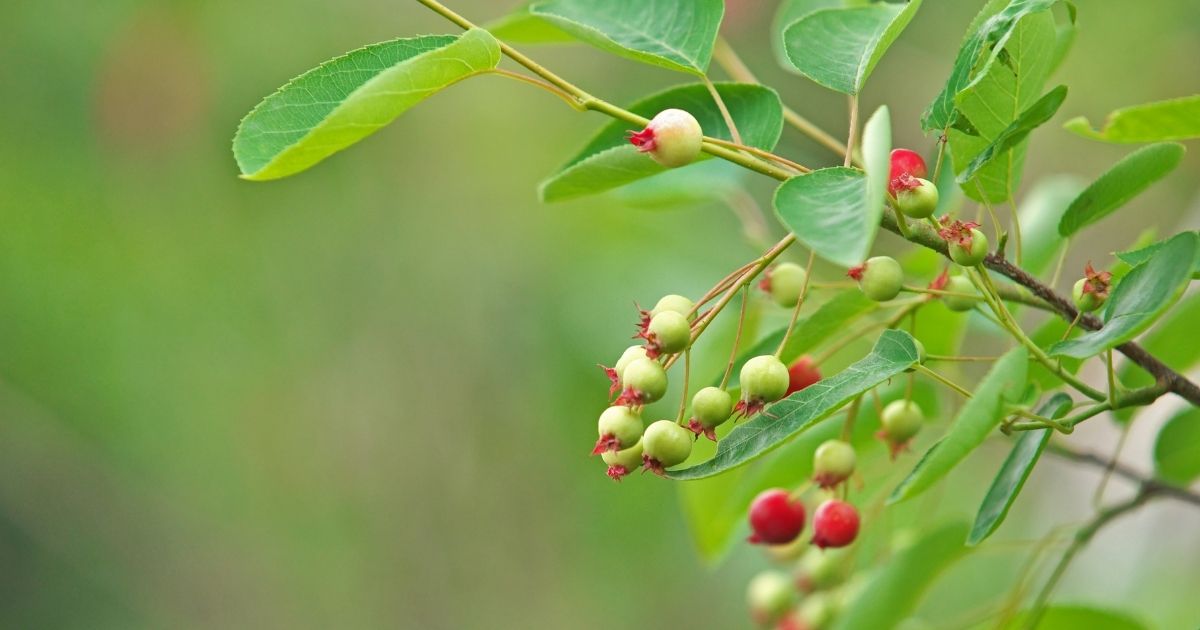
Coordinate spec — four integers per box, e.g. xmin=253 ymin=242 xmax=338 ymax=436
xmin=233 ymin=1 xmax=1200 ymax=627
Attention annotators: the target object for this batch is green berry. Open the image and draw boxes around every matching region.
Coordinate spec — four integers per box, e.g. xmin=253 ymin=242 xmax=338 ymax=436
xmin=852 ymin=256 xmax=904 ymax=302
xmin=647 ymin=311 xmax=691 ymax=355
xmin=689 ymin=386 xmax=733 ymax=440
xmin=1073 ymin=278 xmax=1105 ymax=313
xmin=593 ymin=405 xmax=643 ymax=455
xmin=613 ymin=345 xmax=649 ymax=382
xmin=650 ymin=294 xmax=695 ymax=319
xmin=765 ymin=262 xmax=808 ymax=307
xmin=641 ymin=420 xmax=693 ymax=473
xmin=895 ymin=177 xmax=939 ymax=219
xmin=628 ymin=109 xmax=703 ymax=168
xmin=880 ymin=400 xmax=924 ymax=444
xmin=949 ymin=229 xmax=988 ymax=267
xmin=740 ymin=355 xmax=790 ymax=409
xmin=798 ymin=591 xmax=837 ymax=629
xmin=812 ymin=439 xmax=856 ymax=488
xmin=746 ymin=571 xmax=795 ymax=625
xmin=796 ymin=547 xmax=850 ymax=593
xmin=942 ymin=275 xmax=977 ymax=312
xmin=619 ymin=357 xmax=667 ymax=405
xmin=601 ymin=440 xmax=643 ymax=481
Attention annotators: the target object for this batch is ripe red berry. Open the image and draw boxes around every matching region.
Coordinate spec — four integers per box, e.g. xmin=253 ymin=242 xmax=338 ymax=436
xmin=748 ymin=488 xmax=806 ymax=545
xmin=786 ymin=356 xmax=822 ymax=396
xmin=811 ymin=499 xmax=860 ymax=549
xmin=888 ymin=148 xmax=928 ymax=196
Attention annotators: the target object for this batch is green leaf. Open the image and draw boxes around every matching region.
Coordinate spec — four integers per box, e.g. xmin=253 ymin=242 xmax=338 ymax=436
xmin=948 ymin=7 xmax=1058 ymax=203
xmin=781 ymin=0 xmax=923 ymax=95
xmin=1057 ymin=142 xmax=1186 ymax=237
xmin=529 ymin=0 xmax=723 ymax=74
xmin=610 ymin=160 xmax=745 ymax=209
xmin=774 ymin=168 xmax=881 ymax=268
xmin=1002 ymin=606 xmax=1148 ymax=630
xmin=1115 ymin=291 xmax=1200 ymax=405
xmin=771 ymin=0 xmax=844 ymax=71
xmin=922 ymin=0 xmax=1059 ymax=132
xmin=1049 ymin=232 xmax=1198 ymax=359
xmin=967 ymin=392 xmax=1072 ymax=546
xmin=1115 ymin=231 xmax=1200 ymax=279
xmin=540 ymin=83 xmax=783 ymax=202
xmin=485 ymin=5 xmax=574 ymax=43
xmin=669 ymin=330 xmax=920 ymax=480
xmin=862 ymin=105 xmax=892 ymax=230
xmin=889 ymin=347 xmax=1029 ymax=504
xmin=1027 ymin=316 xmax=1081 ymax=390
xmin=1153 ymin=407 xmax=1200 ymax=486
xmin=1018 ymin=175 xmax=1086 ymax=277
xmin=233 ymin=30 xmax=501 ymax=181
xmin=830 ymin=521 xmax=971 ymax=630
xmin=1065 ymin=94 xmax=1200 ymax=143
xmin=956 ymin=85 xmax=1067 ymax=185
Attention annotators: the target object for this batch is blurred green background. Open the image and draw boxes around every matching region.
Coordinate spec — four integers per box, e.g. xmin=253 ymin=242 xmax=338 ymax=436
xmin=2 ymin=1 xmax=1199 ymax=628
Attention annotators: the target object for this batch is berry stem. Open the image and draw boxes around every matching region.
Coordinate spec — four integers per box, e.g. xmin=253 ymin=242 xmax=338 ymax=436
xmin=914 ymin=365 xmax=974 ymax=400
xmin=844 ymin=95 xmax=859 ymax=168
xmin=702 ymin=75 xmax=743 ymax=146
xmin=719 ymin=286 xmax=750 ymax=389
xmin=676 ymin=349 xmax=692 ymax=425
xmin=486 ymin=68 xmax=585 ymax=111
xmin=893 ymin=207 xmax=913 ymax=238
xmin=931 ymin=131 xmax=949 ymax=183
xmin=704 ymin=137 xmax=809 ymax=173
xmin=775 ymin=250 xmax=817 ymax=358
xmin=1008 ymin=200 xmax=1024 ymax=266
xmin=925 ymin=354 xmax=1003 ymax=363
xmin=1092 ymin=418 xmax=1132 ymax=509
xmin=840 ymin=395 xmax=861 ymax=442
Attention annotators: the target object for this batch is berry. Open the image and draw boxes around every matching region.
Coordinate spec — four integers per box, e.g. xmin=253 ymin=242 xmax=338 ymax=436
xmin=601 ymin=345 xmax=649 ymax=396
xmin=878 ymin=399 xmax=924 ymax=457
xmin=627 ymin=108 xmax=703 ymax=168
xmin=888 ymin=148 xmax=928 ymax=196
xmin=905 ymin=338 xmax=927 ymax=373
xmin=615 ymin=356 xmax=667 ymax=406
xmin=761 ymin=262 xmax=808 ymax=307
xmin=748 ymin=488 xmax=806 ymax=545
xmin=688 ymin=386 xmax=734 ymax=441
xmin=746 ymin=571 xmax=796 ymax=626
xmin=642 ymin=310 xmax=691 ymax=357
xmin=1072 ymin=263 xmax=1112 ymax=313
xmin=811 ymin=499 xmax=860 ymax=549
xmin=938 ymin=218 xmax=988 ymax=267
xmin=650 ymin=294 xmax=695 ymax=319
xmin=796 ymin=592 xmax=837 ymax=629
xmin=786 ymin=356 xmax=822 ymax=396
xmin=848 ymin=256 xmax=904 ymax=302
xmin=942 ymin=275 xmax=977 ymax=312
xmin=812 ymin=440 xmax=856 ymax=489
xmin=601 ymin=440 xmax=643 ymax=481
xmin=737 ymin=355 xmax=790 ymax=417
xmin=592 ymin=405 xmax=643 ymax=455
xmin=795 ymin=547 xmax=849 ymax=593
xmin=641 ymin=420 xmax=693 ymax=475
xmin=894 ymin=176 xmax=939 ymax=219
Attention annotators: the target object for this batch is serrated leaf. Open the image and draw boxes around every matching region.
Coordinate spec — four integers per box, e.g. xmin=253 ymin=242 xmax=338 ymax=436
xmin=540 ymin=83 xmax=783 ymax=202
xmin=956 ymin=85 xmax=1067 ymax=185
xmin=781 ymin=0 xmax=922 ymax=95
xmin=922 ymin=0 xmax=1059 ymax=132
xmin=830 ymin=521 xmax=971 ymax=630
xmin=1115 ymin=231 xmax=1200 ymax=279
xmin=889 ymin=347 xmax=1029 ymax=504
xmin=1002 ymin=606 xmax=1148 ymax=630
xmin=233 ymin=30 xmax=500 ymax=181
xmin=1049 ymin=231 xmax=1198 ymax=359
xmin=967 ymin=392 xmax=1072 ymax=545
xmin=774 ymin=168 xmax=880 ymax=268
xmin=1057 ymin=142 xmax=1186 ymax=236
xmin=1153 ymin=407 xmax=1200 ymax=486
xmin=668 ymin=330 xmax=920 ymax=480
xmin=1065 ymin=94 xmax=1200 ymax=143
xmin=530 ymin=0 xmax=723 ymax=74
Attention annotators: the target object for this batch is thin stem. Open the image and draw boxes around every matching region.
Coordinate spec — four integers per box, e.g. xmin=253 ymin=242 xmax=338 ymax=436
xmin=1060 ymin=311 xmax=1083 ymax=341
xmin=841 ymin=395 xmax=862 ymax=442
xmin=1008 ymin=201 xmax=1024 ymax=266
xmin=1106 ymin=350 xmax=1118 ymax=406
xmin=1093 ymin=419 xmax=1132 ymax=508
xmin=487 ymin=68 xmax=585 ymax=110
xmin=1049 ymin=237 xmax=1071 ymax=290
xmin=720 ymin=286 xmax=750 ymax=389
xmin=704 ymin=137 xmax=809 ymax=173
xmin=702 ymin=76 xmax=743 ymax=146
xmin=893 ymin=208 xmax=912 ymax=238
xmin=845 ymin=95 xmax=859 ymax=168
xmin=901 ymin=285 xmax=981 ymax=300
xmin=932 ymin=132 xmax=948 ymax=184
xmin=925 ymin=354 xmax=1003 ymax=363
xmin=676 ymin=349 xmax=692 ymax=425
xmin=916 ymin=365 xmax=973 ymax=400
xmin=775 ymin=250 xmax=817 ymax=357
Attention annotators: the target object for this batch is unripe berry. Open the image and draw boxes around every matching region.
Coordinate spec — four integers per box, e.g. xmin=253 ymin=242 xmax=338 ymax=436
xmin=650 ymin=294 xmax=695 ymax=319
xmin=811 ymin=499 xmax=860 ymax=549
xmin=1072 ymin=263 xmax=1112 ymax=313
xmin=879 ymin=399 xmax=924 ymax=457
xmin=688 ymin=386 xmax=733 ymax=441
xmin=812 ymin=439 xmax=856 ymax=489
xmin=795 ymin=547 xmax=849 ymax=593
xmin=942 ymin=275 xmax=978 ymax=312
xmin=848 ymin=256 xmax=904 ymax=302
xmin=761 ymin=262 xmax=808 ymax=307
xmin=601 ymin=345 xmax=650 ymax=396
xmin=645 ymin=310 xmax=691 ymax=356
xmin=641 ymin=420 xmax=693 ymax=475
xmin=738 ymin=355 xmax=790 ymax=417
xmin=1073 ymin=278 xmax=1101 ymax=312
xmin=888 ymin=148 xmax=928 ymax=196
xmin=616 ymin=356 xmax=667 ymax=406
xmin=950 ymin=228 xmax=988 ymax=267
xmin=748 ymin=488 xmax=806 ymax=545
xmin=627 ymin=108 xmax=703 ymax=168
xmin=797 ymin=591 xmax=837 ymax=630
xmin=601 ymin=440 xmax=643 ymax=481
xmin=894 ymin=177 xmax=939 ymax=219
xmin=746 ymin=571 xmax=795 ymax=626
xmin=786 ymin=356 xmax=822 ymax=396
xmin=592 ymin=405 xmax=643 ymax=455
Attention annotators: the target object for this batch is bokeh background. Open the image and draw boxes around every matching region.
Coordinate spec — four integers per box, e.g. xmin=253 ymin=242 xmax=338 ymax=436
xmin=2 ymin=1 xmax=1199 ymax=628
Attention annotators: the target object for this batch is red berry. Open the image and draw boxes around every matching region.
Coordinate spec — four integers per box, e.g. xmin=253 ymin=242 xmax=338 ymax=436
xmin=785 ymin=356 xmax=822 ymax=396
xmin=888 ymin=148 xmax=928 ymax=196
xmin=811 ymin=500 xmax=859 ymax=549
xmin=748 ymin=488 xmax=806 ymax=545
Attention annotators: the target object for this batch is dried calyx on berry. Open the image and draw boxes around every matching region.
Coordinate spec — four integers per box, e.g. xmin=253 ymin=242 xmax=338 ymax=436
xmin=893 ymin=175 xmax=939 ymax=219
xmin=1073 ymin=262 xmax=1112 ymax=313
xmin=938 ymin=218 xmax=988 ymax=267
xmin=760 ymin=262 xmax=808 ymax=307
xmin=786 ymin=356 xmax=822 ymax=396
xmin=878 ymin=399 xmax=924 ymax=458
xmin=627 ymin=108 xmax=703 ymax=168
xmin=592 ymin=405 xmax=643 ymax=455
xmin=888 ymin=148 xmax=928 ymax=197
xmin=640 ymin=310 xmax=691 ymax=358
xmin=736 ymin=355 xmax=790 ymax=417
xmin=848 ymin=256 xmax=904 ymax=302
xmin=942 ymin=275 xmax=978 ymax=312
xmin=641 ymin=419 xmax=693 ymax=475
xmin=615 ymin=356 xmax=667 ymax=406
xmin=748 ymin=488 xmax=806 ymax=545
xmin=811 ymin=499 xmax=860 ymax=549
xmin=746 ymin=571 xmax=796 ymax=626
xmin=600 ymin=345 xmax=649 ymax=397
xmin=812 ymin=439 xmax=856 ymax=489
xmin=601 ymin=440 xmax=643 ymax=481
xmin=688 ymin=386 xmax=734 ymax=441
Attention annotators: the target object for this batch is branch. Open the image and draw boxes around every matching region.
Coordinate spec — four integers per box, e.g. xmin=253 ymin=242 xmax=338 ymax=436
xmin=1044 ymin=442 xmax=1200 ymax=508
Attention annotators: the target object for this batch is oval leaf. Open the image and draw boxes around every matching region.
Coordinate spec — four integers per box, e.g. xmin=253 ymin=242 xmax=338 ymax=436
xmin=1065 ymin=94 xmax=1200 ymax=143
xmin=774 ymin=168 xmax=881 ymax=268
xmin=967 ymin=392 xmax=1072 ymax=546
xmin=782 ymin=0 xmax=923 ymax=95
xmin=1057 ymin=142 xmax=1186 ymax=237
xmin=1003 ymin=606 xmax=1149 ymax=630
xmin=889 ymin=346 xmax=1029 ymax=504
xmin=862 ymin=105 xmax=892 ymax=228
xmin=771 ymin=0 xmax=844 ymax=71
xmin=486 ymin=5 xmax=574 ymax=43
xmin=956 ymin=85 xmax=1067 ymax=185
xmin=530 ymin=0 xmax=723 ymax=74
xmin=1153 ymin=407 xmax=1200 ymax=486
xmin=1049 ymin=231 xmax=1198 ymax=359
xmin=1115 ymin=231 xmax=1200 ymax=279
xmin=540 ymin=83 xmax=783 ymax=202
xmin=668 ymin=329 xmax=920 ymax=480
xmin=233 ymin=30 xmax=501 ymax=181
